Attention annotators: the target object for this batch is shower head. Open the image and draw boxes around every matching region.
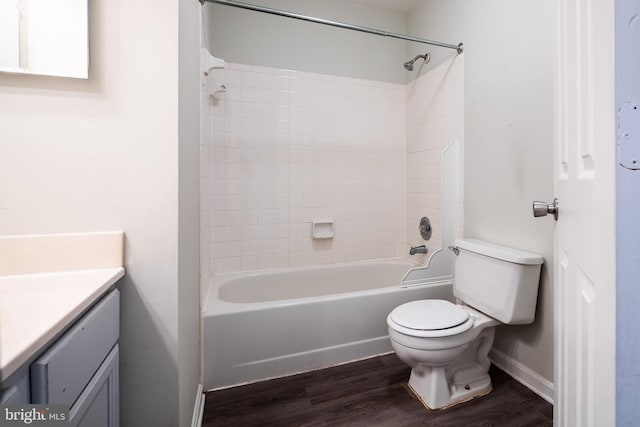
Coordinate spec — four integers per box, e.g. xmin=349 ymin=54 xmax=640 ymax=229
xmin=403 ymin=53 xmax=431 ymax=71
xmin=403 ymin=61 xmax=415 ymax=71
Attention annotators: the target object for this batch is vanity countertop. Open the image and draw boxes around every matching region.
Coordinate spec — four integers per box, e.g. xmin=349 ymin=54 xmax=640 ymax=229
xmin=0 ymin=267 xmax=125 ymax=381
xmin=0 ymin=231 xmax=125 ymax=383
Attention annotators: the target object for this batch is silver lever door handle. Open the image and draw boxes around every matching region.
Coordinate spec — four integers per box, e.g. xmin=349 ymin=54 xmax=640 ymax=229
xmin=532 ymin=198 xmax=558 ymax=221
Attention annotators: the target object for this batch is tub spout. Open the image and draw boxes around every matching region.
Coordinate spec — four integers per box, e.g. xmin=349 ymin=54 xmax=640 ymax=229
xmin=409 ymin=245 xmax=428 ymax=255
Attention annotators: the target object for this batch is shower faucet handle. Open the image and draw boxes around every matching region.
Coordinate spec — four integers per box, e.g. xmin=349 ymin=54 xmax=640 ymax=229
xmin=419 ymin=217 xmax=432 ymax=240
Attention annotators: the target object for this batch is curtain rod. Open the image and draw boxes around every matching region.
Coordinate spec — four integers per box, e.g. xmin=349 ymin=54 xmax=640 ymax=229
xmin=202 ymin=0 xmax=464 ymax=54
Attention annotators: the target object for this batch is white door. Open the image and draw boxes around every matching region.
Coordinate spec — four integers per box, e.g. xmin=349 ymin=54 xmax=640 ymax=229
xmin=553 ymin=0 xmax=616 ymax=426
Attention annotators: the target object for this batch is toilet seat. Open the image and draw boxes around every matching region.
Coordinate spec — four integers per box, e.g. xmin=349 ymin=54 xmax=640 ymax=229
xmin=387 ymin=300 xmax=475 ymax=338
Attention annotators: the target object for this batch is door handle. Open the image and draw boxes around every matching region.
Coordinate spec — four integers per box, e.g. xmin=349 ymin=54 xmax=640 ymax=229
xmin=533 ymin=198 xmax=558 ymax=220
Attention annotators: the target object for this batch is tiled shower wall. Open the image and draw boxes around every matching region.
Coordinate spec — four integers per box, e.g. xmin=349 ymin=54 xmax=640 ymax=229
xmin=201 ymin=63 xmax=406 ymax=274
xmin=405 ymin=57 xmax=464 ymax=265
xmin=201 ymin=59 xmax=463 ymax=276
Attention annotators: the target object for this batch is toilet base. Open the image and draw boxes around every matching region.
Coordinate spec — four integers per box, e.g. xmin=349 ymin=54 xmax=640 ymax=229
xmin=407 ymin=373 xmax=493 ymax=410
xmin=402 ymin=326 xmax=496 ymax=410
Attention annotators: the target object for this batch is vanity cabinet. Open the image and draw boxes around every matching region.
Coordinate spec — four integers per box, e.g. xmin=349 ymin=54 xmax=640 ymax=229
xmin=0 ymin=288 xmax=119 ymax=427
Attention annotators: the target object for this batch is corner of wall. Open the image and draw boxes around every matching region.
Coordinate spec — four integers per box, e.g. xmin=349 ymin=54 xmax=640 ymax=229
xmin=489 ymin=348 xmax=554 ymax=404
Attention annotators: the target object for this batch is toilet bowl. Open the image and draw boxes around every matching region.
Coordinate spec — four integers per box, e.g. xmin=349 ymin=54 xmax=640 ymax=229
xmin=387 ymin=239 xmax=543 ymax=410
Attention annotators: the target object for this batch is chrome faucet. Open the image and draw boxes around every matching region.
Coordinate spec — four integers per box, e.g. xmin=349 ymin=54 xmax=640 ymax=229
xmin=409 ymin=245 xmax=428 ymax=255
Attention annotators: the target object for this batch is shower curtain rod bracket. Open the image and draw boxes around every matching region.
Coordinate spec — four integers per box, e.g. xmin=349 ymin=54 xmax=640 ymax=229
xmin=202 ymin=0 xmax=464 ymax=53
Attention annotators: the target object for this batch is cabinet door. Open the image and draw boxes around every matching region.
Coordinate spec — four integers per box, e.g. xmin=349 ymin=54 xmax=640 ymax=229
xmin=0 ymin=370 xmax=30 ymax=405
xmin=31 ymin=289 xmax=119 ymax=406
xmin=70 ymin=345 xmax=119 ymax=427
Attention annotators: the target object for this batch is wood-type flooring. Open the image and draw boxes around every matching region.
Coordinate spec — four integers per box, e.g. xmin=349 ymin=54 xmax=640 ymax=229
xmin=203 ymin=354 xmax=553 ymax=427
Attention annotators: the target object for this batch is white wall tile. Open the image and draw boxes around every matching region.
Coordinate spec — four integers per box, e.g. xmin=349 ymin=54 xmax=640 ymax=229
xmin=406 ymin=59 xmax=463 ymax=265
xmin=201 ymin=61 xmax=455 ymax=276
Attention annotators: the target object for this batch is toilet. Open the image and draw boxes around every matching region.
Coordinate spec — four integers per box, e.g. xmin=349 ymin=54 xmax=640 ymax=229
xmin=387 ymin=239 xmax=543 ymax=410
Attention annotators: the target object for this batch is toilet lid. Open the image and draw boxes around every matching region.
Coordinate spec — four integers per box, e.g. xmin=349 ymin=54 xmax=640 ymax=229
xmin=389 ymin=300 xmax=470 ymax=331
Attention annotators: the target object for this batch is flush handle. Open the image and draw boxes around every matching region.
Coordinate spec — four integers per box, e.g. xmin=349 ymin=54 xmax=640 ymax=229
xmin=532 ymin=198 xmax=558 ymax=221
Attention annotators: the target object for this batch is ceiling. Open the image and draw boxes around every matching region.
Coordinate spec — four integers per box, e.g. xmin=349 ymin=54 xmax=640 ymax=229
xmin=350 ymin=0 xmax=418 ymax=14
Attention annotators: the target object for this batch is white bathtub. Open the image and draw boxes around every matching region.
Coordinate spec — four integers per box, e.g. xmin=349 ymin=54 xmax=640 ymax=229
xmin=202 ymin=258 xmax=454 ymax=390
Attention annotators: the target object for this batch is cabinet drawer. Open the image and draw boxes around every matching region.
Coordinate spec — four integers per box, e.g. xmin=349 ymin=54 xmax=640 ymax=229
xmin=31 ymin=289 xmax=119 ymax=405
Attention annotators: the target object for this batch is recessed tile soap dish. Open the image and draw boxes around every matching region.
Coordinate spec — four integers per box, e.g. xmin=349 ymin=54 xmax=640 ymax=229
xmin=312 ymin=221 xmax=334 ymax=239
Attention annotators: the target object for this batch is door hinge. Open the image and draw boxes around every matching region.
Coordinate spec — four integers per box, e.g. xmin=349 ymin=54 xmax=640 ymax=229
xmin=618 ymin=102 xmax=640 ymax=170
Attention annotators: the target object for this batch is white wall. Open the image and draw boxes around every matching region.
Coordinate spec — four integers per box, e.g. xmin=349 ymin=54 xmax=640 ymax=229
xmin=0 ymin=0 xmax=200 ymax=425
xmin=407 ymin=0 xmax=555 ymax=384
xmin=200 ymin=4 xmax=215 ymax=293
xmin=178 ymin=1 xmax=202 ymax=426
xmin=207 ymin=0 xmax=408 ymax=84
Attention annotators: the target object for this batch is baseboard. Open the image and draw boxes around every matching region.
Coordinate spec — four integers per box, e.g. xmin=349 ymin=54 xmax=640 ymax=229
xmin=489 ymin=349 xmax=554 ymax=404
xmin=191 ymin=383 xmax=205 ymax=427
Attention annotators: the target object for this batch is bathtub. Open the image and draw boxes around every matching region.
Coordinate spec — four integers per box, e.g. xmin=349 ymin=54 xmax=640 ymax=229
xmin=202 ymin=258 xmax=454 ymax=390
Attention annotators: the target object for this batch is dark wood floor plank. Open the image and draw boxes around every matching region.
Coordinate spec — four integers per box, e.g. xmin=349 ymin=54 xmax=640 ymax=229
xmin=203 ymin=354 xmax=553 ymax=427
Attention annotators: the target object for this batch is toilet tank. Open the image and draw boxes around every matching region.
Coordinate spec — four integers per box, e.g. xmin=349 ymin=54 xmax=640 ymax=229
xmin=453 ymin=239 xmax=544 ymax=325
